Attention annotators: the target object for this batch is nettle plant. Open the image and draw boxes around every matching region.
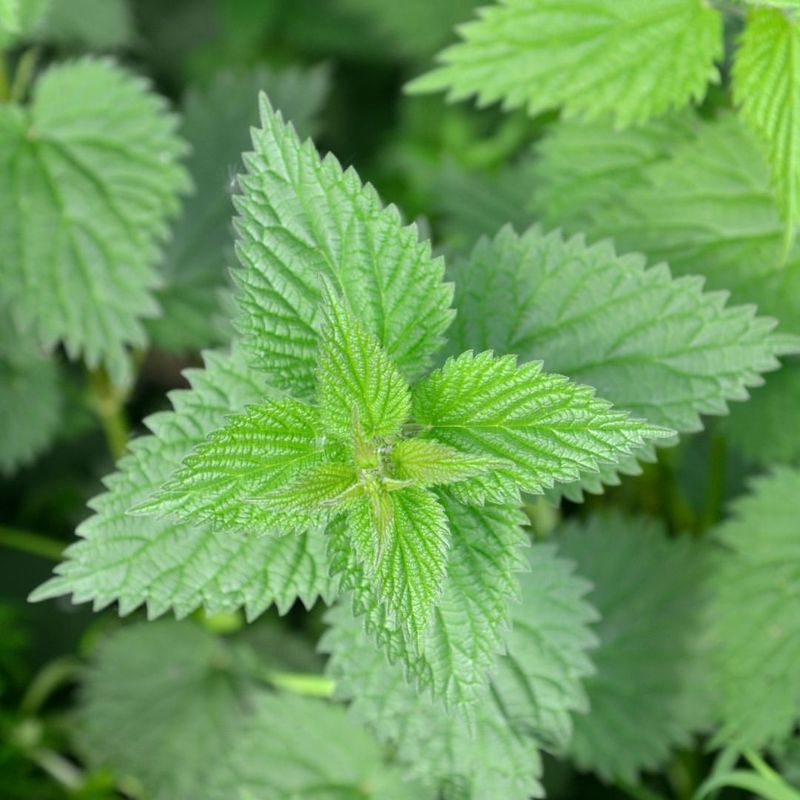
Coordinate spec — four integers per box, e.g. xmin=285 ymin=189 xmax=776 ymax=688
xmin=3 ymin=0 xmax=800 ymax=797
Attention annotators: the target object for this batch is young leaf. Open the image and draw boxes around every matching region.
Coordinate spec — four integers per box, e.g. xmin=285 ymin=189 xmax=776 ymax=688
xmin=234 ymin=95 xmax=453 ymax=398
xmin=331 ymin=496 xmax=529 ymax=707
xmin=31 ymin=345 xmax=334 ymax=619
xmin=348 ymin=486 xmax=451 ymax=643
xmin=408 ymin=0 xmax=723 ymax=127
xmin=317 ymin=283 xmax=411 ymax=440
xmin=148 ymin=65 xmax=330 ymax=353
xmin=709 ymin=467 xmax=800 ymax=750
xmin=0 ymin=57 xmax=189 ymax=385
xmin=142 ymin=397 xmax=328 ymax=534
xmin=390 ymin=438 xmax=498 ymax=487
xmin=734 ymin=7 xmax=800 ymax=237
xmin=0 ymin=314 xmax=61 ymax=475
xmin=559 ymin=513 xmax=712 ymax=783
xmin=412 ymin=350 xmax=671 ymax=501
xmin=323 ymin=542 xmax=597 ymax=797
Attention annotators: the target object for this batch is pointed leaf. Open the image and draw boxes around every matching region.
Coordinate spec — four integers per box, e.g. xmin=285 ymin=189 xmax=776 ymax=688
xmin=391 ymin=438 xmax=498 ymax=487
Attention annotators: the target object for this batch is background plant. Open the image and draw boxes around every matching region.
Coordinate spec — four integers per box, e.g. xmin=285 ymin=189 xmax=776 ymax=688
xmin=2 ymin=1 xmax=800 ymax=799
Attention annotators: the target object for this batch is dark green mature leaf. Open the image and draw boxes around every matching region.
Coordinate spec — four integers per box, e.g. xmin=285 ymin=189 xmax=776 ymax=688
xmin=408 ymin=0 xmax=723 ymax=127
xmin=0 ymin=57 xmax=189 ymax=385
xmin=234 ymin=96 xmax=453 ymax=398
xmin=149 ymin=65 xmax=330 ymax=353
xmin=587 ymin=115 xmax=791 ymax=317
xmin=323 ymin=543 xmax=596 ymax=798
xmin=31 ymin=344 xmax=334 ymax=619
xmin=559 ymin=514 xmax=712 ymax=783
xmin=78 ymin=620 xmax=252 ymax=800
xmin=709 ymin=467 xmax=800 ymax=750
xmin=0 ymin=314 xmax=61 ymax=474
xmin=413 ymin=350 xmax=671 ymax=502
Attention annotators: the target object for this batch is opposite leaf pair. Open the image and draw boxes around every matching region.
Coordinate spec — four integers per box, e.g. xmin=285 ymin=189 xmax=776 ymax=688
xmin=142 ymin=280 xmax=670 ymax=641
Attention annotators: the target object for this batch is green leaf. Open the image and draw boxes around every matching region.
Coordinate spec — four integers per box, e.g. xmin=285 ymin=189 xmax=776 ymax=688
xmin=391 ymin=438 xmax=498 ymax=487
xmin=208 ymin=691 xmax=427 ymax=800
xmin=348 ymin=486 xmax=451 ymax=644
xmin=448 ymin=226 xmax=797 ymax=435
xmin=143 ymin=397 xmax=328 ymax=534
xmin=30 ymin=344 xmax=334 ymax=619
xmin=734 ymin=7 xmax=800 ymax=238
xmin=559 ymin=513 xmax=712 ymax=783
xmin=529 ymin=113 xmax=698 ymax=233
xmin=723 ymin=361 xmax=800 ymax=467
xmin=0 ymin=0 xmax=48 ymax=37
xmin=77 ymin=620 xmax=253 ymax=800
xmin=79 ymin=619 xmax=423 ymax=800
xmin=0 ymin=58 xmax=189 ymax=385
xmin=587 ymin=115 xmax=793 ymax=324
xmin=408 ymin=0 xmax=723 ymax=128
xmin=337 ymin=0 xmax=480 ymax=59
xmin=412 ymin=350 xmax=671 ymax=501
xmin=234 ymin=95 xmax=453 ymax=398
xmin=709 ymin=467 xmax=800 ymax=750
xmin=148 ymin=65 xmax=330 ymax=353
xmin=31 ymin=0 xmax=133 ymax=48
xmin=0 ymin=0 xmax=20 ymax=32
xmin=323 ymin=542 xmax=597 ymax=797
xmin=331 ymin=496 xmax=529 ymax=708
xmin=0 ymin=314 xmax=61 ymax=475
xmin=318 ymin=283 xmax=411 ymax=440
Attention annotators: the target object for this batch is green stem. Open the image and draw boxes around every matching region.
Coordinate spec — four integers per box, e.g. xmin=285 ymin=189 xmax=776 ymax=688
xmin=87 ymin=366 xmax=130 ymax=461
xmin=701 ymin=432 xmax=727 ymax=532
xmin=744 ymin=751 xmax=785 ymax=785
xmin=0 ymin=55 xmax=10 ymax=102
xmin=0 ymin=525 xmax=64 ymax=561
xmin=28 ymin=748 xmax=85 ymax=791
xmin=616 ymin=779 xmax=670 ymax=800
xmin=263 ymin=670 xmax=336 ymax=698
xmin=9 ymin=46 xmax=39 ymax=103
xmin=20 ymin=656 xmax=81 ymax=715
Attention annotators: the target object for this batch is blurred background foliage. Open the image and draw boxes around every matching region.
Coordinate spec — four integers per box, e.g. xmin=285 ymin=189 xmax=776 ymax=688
xmin=0 ymin=0 xmax=795 ymax=798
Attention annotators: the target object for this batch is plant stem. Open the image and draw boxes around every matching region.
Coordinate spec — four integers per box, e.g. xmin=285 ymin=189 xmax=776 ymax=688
xmin=701 ymin=432 xmax=726 ymax=531
xmin=0 ymin=524 xmax=64 ymax=561
xmin=87 ymin=366 xmax=130 ymax=461
xmin=9 ymin=46 xmax=39 ymax=103
xmin=0 ymin=55 xmax=10 ymax=102
xmin=263 ymin=670 xmax=336 ymax=698
xmin=28 ymin=748 xmax=85 ymax=791
xmin=20 ymin=656 xmax=81 ymax=715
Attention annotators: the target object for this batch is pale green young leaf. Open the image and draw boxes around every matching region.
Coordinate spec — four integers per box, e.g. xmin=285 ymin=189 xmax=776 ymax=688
xmin=330 ymin=496 xmax=529 ymax=707
xmin=734 ymin=8 xmax=800 ymax=236
xmin=559 ymin=514 xmax=712 ymax=783
xmin=448 ymin=226 xmax=796 ymax=433
xmin=143 ymin=397 xmax=328 ymax=534
xmin=323 ymin=542 xmax=597 ymax=797
xmin=267 ymin=462 xmax=360 ymax=513
xmin=709 ymin=467 xmax=800 ymax=750
xmin=413 ymin=350 xmax=671 ymax=502
xmin=408 ymin=0 xmax=723 ymax=128
xmin=391 ymin=438 xmax=499 ymax=487
xmin=348 ymin=486 xmax=450 ymax=643
xmin=587 ymin=115 xmax=791 ymax=320
xmin=0 ymin=314 xmax=61 ymax=475
xmin=31 ymin=344 xmax=334 ymax=619
xmin=318 ymin=284 xmax=411 ymax=440
xmin=234 ymin=95 xmax=453 ymax=398
xmin=0 ymin=58 xmax=189 ymax=385
xmin=148 ymin=65 xmax=330 ymax=353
